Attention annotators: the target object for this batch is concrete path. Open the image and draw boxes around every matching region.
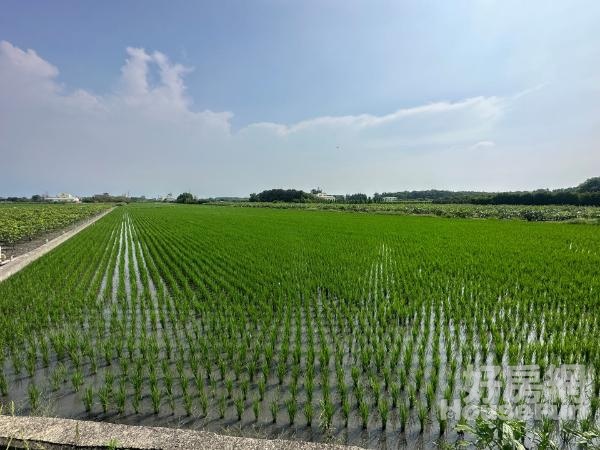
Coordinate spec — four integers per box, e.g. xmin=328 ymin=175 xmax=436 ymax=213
xmin=0 ymin=208 xmax=114 ymax=283
xmin=0 ymin=416 xmax=362 ymax=449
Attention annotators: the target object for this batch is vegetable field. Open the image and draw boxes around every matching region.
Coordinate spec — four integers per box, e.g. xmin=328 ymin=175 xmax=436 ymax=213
xmin=0 ymin=205 xmax=599 ymax=448
xmin=0 ymin=203 xmax=110 ymax=245
xmin=218 ymin=201 xmax=600 ymax=222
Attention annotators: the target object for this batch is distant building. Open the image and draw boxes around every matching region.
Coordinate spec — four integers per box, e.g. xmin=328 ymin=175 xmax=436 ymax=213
xmin=45 ymin=193 xmax=80 ymax=203
xmin=382 ymin=196 xmax=398 ymax=203
xmin=316 ymin=192 xmax=336 ymax=201
xmin=160 ymin=193 xmax=176 ymax=202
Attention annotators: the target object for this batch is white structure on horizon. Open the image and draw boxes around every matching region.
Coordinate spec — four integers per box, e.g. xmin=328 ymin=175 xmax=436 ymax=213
xmin=161 ymin=193 xmax=176 ymax=202
xmin=382 ymin=196 xmax=398 ymax=203
xmin=316 ymin=192 xmax=336 ymax=201
xmin=45 ymin=193 xmax=80 ymax=203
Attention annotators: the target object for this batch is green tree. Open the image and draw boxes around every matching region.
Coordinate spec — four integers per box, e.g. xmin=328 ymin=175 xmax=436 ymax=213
xmin=176 ymin=192 xmax=195 ymax=204
xmin=577 ymin=177 xmax=600 ymax=193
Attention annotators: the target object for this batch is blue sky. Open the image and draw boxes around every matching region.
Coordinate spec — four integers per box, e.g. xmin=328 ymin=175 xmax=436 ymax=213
xmin=1 ymin=1 xmax=599 ymax=197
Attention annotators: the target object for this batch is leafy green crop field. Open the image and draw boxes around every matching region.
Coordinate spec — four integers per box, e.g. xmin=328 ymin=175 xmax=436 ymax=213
xmin=219 ymin=201 xmax=600 ymax=222
xmin=0 ymin=203 xmax=110 ymax=245
xmin=0 ymin=205 xmax=598 ymax=448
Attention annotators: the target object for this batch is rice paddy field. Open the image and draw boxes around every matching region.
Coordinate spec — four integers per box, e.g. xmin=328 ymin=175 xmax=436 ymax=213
xmin=0 ymin=204 xmax=599 ymax=449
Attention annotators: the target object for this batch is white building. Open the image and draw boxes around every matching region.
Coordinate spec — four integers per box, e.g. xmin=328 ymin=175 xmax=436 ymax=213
xmin=316 ymin=192 xmax=336 ymax=201
xmin=382 ymin=196 xmax=398 ymax=203
xmin=161 ymin=193 xmax=176 ymax=202
xmin=45 ymin=193 xmax=80 ymax=203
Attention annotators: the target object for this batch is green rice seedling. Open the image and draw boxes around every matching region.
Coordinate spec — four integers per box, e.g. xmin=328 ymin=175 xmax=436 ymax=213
xmin=261 ymin=362 xmax=269 ymax=382
xmin=270 ymin=398 xmax=278 ymax=423
xmin=210 ymin=378 xmax=218 ymax=397
xmin=116 ymin=382 xmax=126 ymax=415
xmin=226 ymin=378 xmax=233 ymax=399
xmin=90 ymin=353 xmax=98 ymax=375
xmin=217 ymin=359 xmax=226 ymax=380
xmin=305 ymin=375 xmax=314 ymax=403
xmin=436 ymin=405 xmax=447 ymax=435
xmin=218 ymin=394 xmax=226 ymax=419
xmin=415 ymin=367 xmax=424 ymax=393
xmin=71 ymin=349 xmax=82 ymax=370
xmin=265 ymin=345 xmax=274 ymax=368
xmin=286 ymin=397 xmax=298 ymax=425
xmin=199 ymin=388 xmax=208 ymax=417
xmin=247 ymin=359 xmax=257 ymax=382
xmin=342 ymin=397 xmax=350 ymax=428
xmin=379 ymin=396 xmax=389 ymax=430
xmin=40 ymin=338 xmax=50 ymax=368
xmin=290 ymin=378 xmax=299 ymax=400
xmin=163 ymin=370 xmax=173 ymax=398
xmin=399 ymin=369 xmax=407 ymax=390
xmin=304 ymin=401 xmax=313 ymax=427
xmin=426 ymin=382 xmax=435 ymax=409
xmin=355 ymin=383 xmax=364 ymax=406
xmin=408 ymin=386 xmax=416 ymax=409
xmin=252 ymin=398 xmax=260 ymax=421
xmin=50 ymin=363 xmax=66 ymax=391
xmin=398 ymin=401 xmax=409 ymax=433
xmin=417 ymin=401 xmax=428 ymax=434
xmin=84 ymin=386 xmax=94 ymax=412
xmin=235 ymin=396 xmax=244 ymax=421
xmin=383 ymin=366 xmax=391 ymax=390
xmin=277 ymin=362 xmax=286 ymax=385
xmin=150 ymin=384 xmax=161 ymax=414
xmin=370 ymin=377 xmax=381 ymax=407
xmin=180 ymin=374 xmax=189 ymax=397
xmin=258 ymin=378 xmax=266 ymax=401
xmin=28 ymin=383 xmax=40 ymax=412
xmin=126 ymin=335 xmax=135 ymax=361
xmin=26 ymin=348 xmax=36 ymax=378
xmin=98 ymin=386 xmax=111 ymax=414
xmin=70 ymin=369 xmax=84 ymax=393
xmin=320 ymin=398 xmax=334 ymax=432
xmin=233 ymin=358 xmax=243 ymax=381
xmin=241 ymin=378 xmax=249 ymax=401
xmin=359 ymin=399 xmax=369 ymax=430
xmin=175 ymin=357 xmax=184 ymax=379
xmin=205 ymin=361 xmax=212 ymax=382
xmin=351 ymin=366 xmax=360 ymax=389
xmin=335 ymin=362 xmax=344 ymax=388
xmin=168 ymin=392 xmax=175 ymax=414
xmin=119 ymin=357 xmax=129 ymax=378
xmin=103 ymin=341 xmax=114 ymax=366
xmin=337 ymin=378 xmax=348 ymax=403
xmin=391 ymin=382 xmax=400 ymax=408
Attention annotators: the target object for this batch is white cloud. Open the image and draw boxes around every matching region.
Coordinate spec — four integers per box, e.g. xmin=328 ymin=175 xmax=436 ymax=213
xmin=0 ymin=40 xmax=598 ymax=197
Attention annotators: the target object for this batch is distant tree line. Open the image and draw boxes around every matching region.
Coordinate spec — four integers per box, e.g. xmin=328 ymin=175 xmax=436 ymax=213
xmin=249 ymin=189 xmax=312 ymax=203
xmin=248 ymin=189 xmax=375 ymax=203
xmin=374 ymin=190 xmax=485 ymax=203
xmin=470 ymin=177 xmax=600 ymax=206
xmin=472 ymin=191 xmax=600 ymax=206
xmin=81 ymin=194 xmax=147 ymax=203
xmin=247 ymin=177 xmax=600 ymax=206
